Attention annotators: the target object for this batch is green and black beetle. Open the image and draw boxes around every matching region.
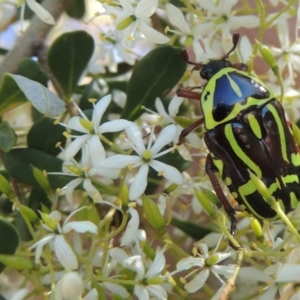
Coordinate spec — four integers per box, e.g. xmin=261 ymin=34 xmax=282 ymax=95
xmin=177 ymin=34 xmax=300 ymax=241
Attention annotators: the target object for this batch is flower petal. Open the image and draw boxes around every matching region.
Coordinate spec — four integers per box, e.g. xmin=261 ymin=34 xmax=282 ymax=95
xmin=150 ymin=160 xmax=183 ymax=185
xmin=184 ymin=269 xmax=209 ymax=293
xmin=54 ymin=235 xmax=78 ymax=270
xmin=126 ymin=125 xmax=146 ymax=154
xmin=136 ymin=0 xmax=157 ymax=18
xmin=93 ymin=95 xmax=112 ymax=127
xmin=86 ymin=135 xmax=106 ymax=167
xmin=99 ymin=119 xmax=133 ymax=133
xmin=103 ymin=283 xmax=130 ymax=298
xmin=138 ymin=20 xmax=170 ymax=44
xmin=119 ymin=0 xmax=134 ymax=13
xmin=150 ymin=124 xmax=176 ymax=155
xmin=146 ymin=284 xmax=168 ymax=299
xmin=129 ymin=163 xmax=149 ymax=200
xmin=30 ymin=234 xmax=55 ymax=264
xmin=134 ymin=285 xmax=149 ymax=300
xmin=101 ymin=154 xmax=141 ymax=169
xmin=65 ymin=134 xmax=91 ymax=160
xmin=67 ymin=116 xmax=89 ymax=133
xmin=168 ymin=95 xmax=184 ymax=117
xmin=123 ymin=255 xmax=145 ymax=280
xmin=145 ymin=248 xmax=166 ymax=277
xmin=62 ymin=221 xmax=98 ymax=234
xmin=176 ymin=257 xmax=205 ymax=271
xmin=276 ymin=264 xmax=300 ymax=282
xmin=166 ymin=3 xmax=191 ymax=35
xmin=121 ymin=208 xmax=140 ymax=246
xmin=109 ymin=247 xmax=129 ymax=264
xmin=83 ymin=288 xmax=98 ymax=300
xmin=26 ymin=0 xmax=55 ymax=24
xmin=65 ymin=177 xmax=83 ymax=204
xmin=83 ymin=178 xmax=103 ymax=203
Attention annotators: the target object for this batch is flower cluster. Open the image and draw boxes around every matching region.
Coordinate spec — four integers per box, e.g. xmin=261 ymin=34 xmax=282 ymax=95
xmin=2 ymin=0 xmax=300 ymax=299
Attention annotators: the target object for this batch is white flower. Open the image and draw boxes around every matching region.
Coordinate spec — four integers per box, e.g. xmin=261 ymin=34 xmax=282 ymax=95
xmin=88 ymin=32 xmax=136 ymax=74
xmin=93 ymin=249 xmax=130 ymax=298
xmin=166 ymin=4 xmax=210 ymax=61
xmin=271 ymin=20 xmax=300 ymax=84
xmin=109 ymin=246 xmax=168 ymax=299
xmin=103 ymin=0 xmax=169 ymax=48
xmin=30 ymin=207 xmax=98 ymax=270
xmin=60 ymin=95 xmax=133 ymax=168
xmin=101 ymin=124 xmax=184 ymax=200
xmin=239 ymin=263 xmax=300 ymax=300
xmin=197 ymin=0 xmax=259 ymax=50
xmin=58 ymin=155 xmax=118 ymax=204
xmin=20 ymin=0 xmax=55 ymax=30
xmin=175 ymin=242 xmax=235 ymax=294
xmin=155 ymin=96 xmax=203 ymax=160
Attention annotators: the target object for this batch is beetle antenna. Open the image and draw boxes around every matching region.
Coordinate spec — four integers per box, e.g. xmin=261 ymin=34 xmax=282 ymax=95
xmin=223 ymin=33 xmax=240 ymax=60
xmin=180 ymin=49 xmax=205 ymax=71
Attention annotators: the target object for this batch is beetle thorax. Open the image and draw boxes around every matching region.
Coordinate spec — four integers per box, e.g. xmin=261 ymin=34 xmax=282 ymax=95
xmin=200 ymin=60 xmax=232 ymax=80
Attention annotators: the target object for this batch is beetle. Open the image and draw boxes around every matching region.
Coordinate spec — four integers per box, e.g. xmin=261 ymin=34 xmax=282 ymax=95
xmin=176 ymin=33 xmax=300 ymax=243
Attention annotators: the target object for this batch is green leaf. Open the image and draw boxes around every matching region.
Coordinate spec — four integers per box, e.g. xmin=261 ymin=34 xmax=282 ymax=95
xmin=28 ymin=188 xmax=52 ymax=211
xmin=2 ymin=148 xmax=71 ymax=189
xmin=121 ymin=46 xmax=186 ymax=120
xmin=0 ymin=121 xmax=17 ymax=152
xmin=0 ymin=218 xmax=19 ymax=273
xmin=66 ymin=0 xmax=85 ymax=19
xmin=18 ymin=58 xmax=48 ymax=86
xmin=48 ymin=31 xmax=94 ymax=99
xmin=171 ymin=218 xmax=213 ymax=240
xmin=0 ymin=74 xmax=66 ymax=116
xmin=27 ymin=117 xmax=66 ymax=155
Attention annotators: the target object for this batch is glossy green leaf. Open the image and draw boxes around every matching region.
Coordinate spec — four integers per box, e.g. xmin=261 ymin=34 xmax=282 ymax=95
xmin=2 ymin=148 xmax=71 ymax=189
xmin=18 ymin=58 xmax=48 ymax=86
xmin=0 ymin=74 xmax=66 ymax=116
xmin=0 ymin=121 xmax=17 ymax=152
xmin=48 ymin=31 xmax=94 ymax=99
xmin=0 ymin=218 xmax=19 ymax=273
xmin=27 ymin=117 xmax=66 ymax=155
xmin=171 ymin=218 xmax=212 ymax=240
xmin=121 ymin=46 xmax=186 ymax=120
xmin=66 ymin=0 xmax=85 ymax=19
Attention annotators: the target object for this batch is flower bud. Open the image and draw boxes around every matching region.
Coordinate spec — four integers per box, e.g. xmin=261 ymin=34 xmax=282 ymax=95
xmin=0 ymin=173 xmax=15 ymax=198
xmin=205 ymin=254 xmax=219 ymax=266
xmin=248 ymin=170 xmax=276 ymax=207
xmin=250 ymin=218 xmax=263 ymax=240
xmin=291 ymin=123 xmax=300 ymax=147
xmin=79 ymin=118 xmax=94 ymax=133
xmin=18 ymin=205 xmax=39 ymax=223
xmin=194 ymin=189 xmax=217 ymax=219
xmin=256 ymin=40 xmax=278 ymax=73
xmin=120 ymin=184 xmax=129 ymax=207
xmin=60 ymin=272 xmax=83 ymax=300
xmin=65 ymin=165 xmax=84 ymax=177
xmin=31 ymin=166 xmax=51 ymax=192
xmin=39 ymin=211 xmax=57 ymax=231
xmin=142 ymin=197 xmax=166 ymax=235
xmin=117 ymin=15 xmax=136 ymax=30
xmin=146 ymin=276 xmax=165 ymax=285
xmin=0 ymin=254 xmax=33 ymax=270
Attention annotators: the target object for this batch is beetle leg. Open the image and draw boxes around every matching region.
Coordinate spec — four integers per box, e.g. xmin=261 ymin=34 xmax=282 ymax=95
xmin=205 ymin=154 xmax=237 ymax=237
xmin=178 ymin=118 xmax=204 ymax=144
xmin=176 ymin=88 xmax=201 ymax=100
